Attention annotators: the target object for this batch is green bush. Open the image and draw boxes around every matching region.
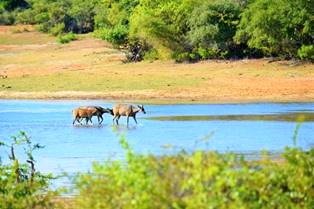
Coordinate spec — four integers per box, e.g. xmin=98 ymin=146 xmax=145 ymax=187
xmin=174 ymin=52 xmax=191 ymax=62
xmin=235 ymin=0 xmax=313 ymax=59
xmin=68 ymin=0 xmax=98 ymax=33
xmin=0 ymin=8 xmax=16 ymax=25
xmin=16 ymin=8 xmax=35 ymax=24
xmin=143 ymin=48 xmax=159 ymax=61
xmin=187 ymin=0 xmax=241 ymax=60
xmin=298 ymin=45 xmax=314 ymax=61
xmin=0 ymin=131 xmax=58 ymax=209
xmin=94 ymin=24 xmax=128 ymax=46
xmin=74 ymin=136 xmax=314 ymax=209
xmin=57 ymin=32 xmax=77 ymax=44
xmin=49 ymin=23 xmax=65 ymax=36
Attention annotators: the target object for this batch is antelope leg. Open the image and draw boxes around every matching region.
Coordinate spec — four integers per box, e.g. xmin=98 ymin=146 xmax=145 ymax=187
xmin=116 ymin=115 xmax=120 ymax=125
xmin=133 ymin=116 xmax=138 ymax=124
xmin=75 ymin=117 xmax=83 ymax=125
xmin=113 ymin=115 xmax=117 ymax=124
xmin=99 ymin=115 xmax=103 ymax=124
xmin=85 ymin=118 xmax=89 ymax=125
xmin=72 ymin=117 xmax=77 ymax=125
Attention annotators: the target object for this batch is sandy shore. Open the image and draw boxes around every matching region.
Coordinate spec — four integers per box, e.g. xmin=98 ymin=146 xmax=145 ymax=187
xmin=1 ymin=90 xmax=313 ymax=104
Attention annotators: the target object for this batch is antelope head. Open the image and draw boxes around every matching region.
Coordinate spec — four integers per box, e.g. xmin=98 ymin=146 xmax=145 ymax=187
xmin=137 ymin=105 xmax=146 ymax=114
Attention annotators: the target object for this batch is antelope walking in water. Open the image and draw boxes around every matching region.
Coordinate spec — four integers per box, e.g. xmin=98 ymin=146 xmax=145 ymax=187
xmin=112 ymin=104 xmax=146 ymax=125
xmin=72 ymin=106 xmax=113 ymax=125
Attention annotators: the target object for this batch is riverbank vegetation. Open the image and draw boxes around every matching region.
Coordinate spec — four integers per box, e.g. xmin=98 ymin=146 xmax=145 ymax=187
xmin=1 ymin=133 xmax=313 ymax=209
xmin=1 ymin=0 xmax=313 ymax=61
xmin=74 ymin=138 xmax=314 ymax=209
xmin=1 ymin=26 xmax=313 ymax=102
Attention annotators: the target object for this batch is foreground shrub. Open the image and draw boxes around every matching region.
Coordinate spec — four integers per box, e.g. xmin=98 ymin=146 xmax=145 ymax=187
xmin=74 ymin=137 xmax=314 ymax=209
xmin=298 ymin=45 xmax=314 ymax=61
xmin=49 ymin=23 xmax=65 ymax=36
xmin=0 ymin=131 xmax=58 ymax=209
xmin=57 ymin=32 xmax=77 ymax=44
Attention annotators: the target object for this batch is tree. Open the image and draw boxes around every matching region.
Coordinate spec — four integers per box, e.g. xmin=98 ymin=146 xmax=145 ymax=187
xmin=187 ymin=0 xmax=242 ymax=59
xmin=94 ymin=0 xmax=139 ymax=45
xmin=68 ymin=0 xmax=99 ymax=33
xmin=235 ymin=0 xmax=314 ymax=59
xmin=129 ymin=0 xmax=196 ymax=59
xmin=0 ymin=0 xmax=28 ymax=11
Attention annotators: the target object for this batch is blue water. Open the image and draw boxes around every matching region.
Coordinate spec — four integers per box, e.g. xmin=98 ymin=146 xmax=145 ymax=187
xmin=0 ymin=100 xmax=313 ymax=176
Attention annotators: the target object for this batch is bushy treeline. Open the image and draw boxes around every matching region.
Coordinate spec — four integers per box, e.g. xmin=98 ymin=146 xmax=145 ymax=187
xmin=1 ymin=0 xmax=313 ymax=61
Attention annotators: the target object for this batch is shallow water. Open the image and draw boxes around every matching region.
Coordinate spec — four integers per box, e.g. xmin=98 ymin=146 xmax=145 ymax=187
xmin=0 ymin=100 xmax=313 ymax=176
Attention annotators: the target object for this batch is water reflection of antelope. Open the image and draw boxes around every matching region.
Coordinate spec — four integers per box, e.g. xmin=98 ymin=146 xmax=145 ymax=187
xmin=72 ymin=106 xmax=113 ymax=125
xmin=112 ymin=104 xmax=146 ymax=125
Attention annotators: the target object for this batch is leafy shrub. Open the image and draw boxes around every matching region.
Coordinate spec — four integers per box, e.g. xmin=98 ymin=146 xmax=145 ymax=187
xmin=49 ymin=23 xmax=65 ymax=36
xmin=94 ymin=24 xmax=129 ymax=46
xmin=298 ymin=45 xmax=314 ymax=61
xmin=74 ymin=136 xmax=314 ymax=209
xmin=0 ymin=8 xmax=16 ymax=25
xmin=68 ymin=0 xmax=98 ymax=34
xmin=143 ymin=48 xmax=159 ymax=61
xmin=16 ymin=8 xmax=35 ymax=24
xmin=0 ymin=131 xmax=58 ymax=209
xmin=57 ymin=32 xmax=77 ymax=44
xmin=174 ymin=52 xmax=191 ymax=62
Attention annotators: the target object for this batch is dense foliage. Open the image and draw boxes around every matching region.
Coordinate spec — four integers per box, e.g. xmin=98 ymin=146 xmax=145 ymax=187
xmin=1 ymin=0 xmax=313 ymax=60
xmin=74 ymin=136 xmax=314 ymax=209
xmin=0 ymin=132 xmax=58 ymax=209
xmin=235 ymin=0 xmax=314 ymax=59
xmin=0 ymin=0 xmax=28 ymax=11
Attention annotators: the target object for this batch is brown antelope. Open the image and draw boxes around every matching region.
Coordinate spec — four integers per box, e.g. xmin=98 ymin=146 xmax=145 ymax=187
xmin=72 ymin=106 xmax=113 ymax=125
xmin=112 ymin=104 xmax=146 ymax=125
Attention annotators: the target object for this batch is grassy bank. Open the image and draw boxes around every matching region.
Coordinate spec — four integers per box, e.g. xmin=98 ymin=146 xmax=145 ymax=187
xmin=0 ymin=26 xmax=314 ymax=103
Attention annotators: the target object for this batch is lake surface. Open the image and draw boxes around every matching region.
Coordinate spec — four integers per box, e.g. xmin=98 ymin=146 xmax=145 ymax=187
xmin=0 ymin=100 xmax=314 ymax=177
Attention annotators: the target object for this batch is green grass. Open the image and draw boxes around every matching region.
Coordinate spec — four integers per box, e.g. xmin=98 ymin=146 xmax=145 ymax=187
xmin=0 ymin=32 xmax=54 ymax=45
xmin=0 ymin=71 xmax=203 ymax=92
